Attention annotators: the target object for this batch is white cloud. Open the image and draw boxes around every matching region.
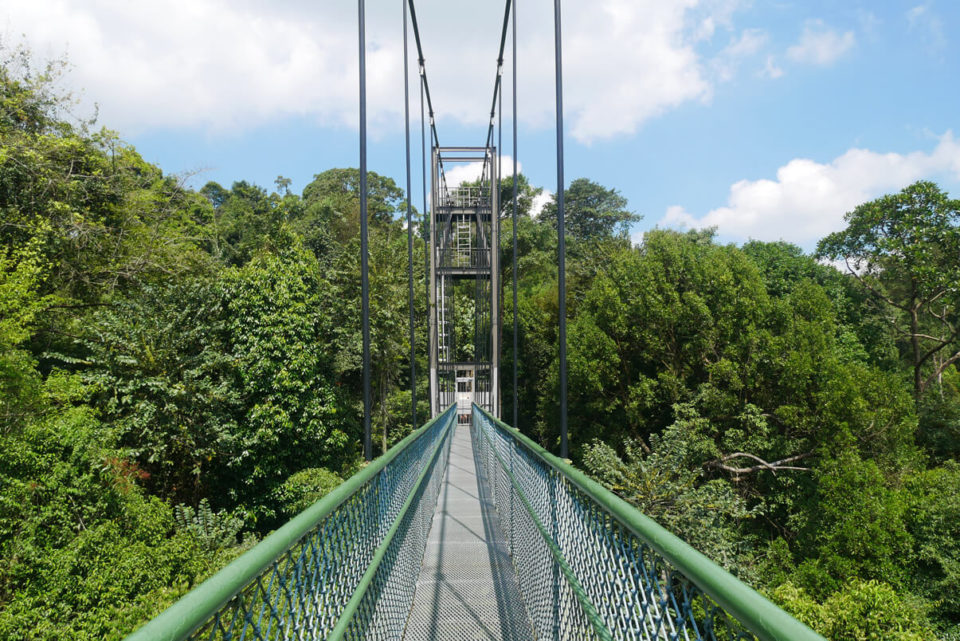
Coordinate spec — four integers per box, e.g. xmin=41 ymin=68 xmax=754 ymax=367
xmin=907 ymin=4 xmax=947 ymax=56
xmin=761 ymin=55 xmax=783 ymax=79
xmin=2 ymin=0 xmax=372 ymax=133
xmin=531 ymin=190 xmax=552 ymax=218
xmin=558 ymin=1 xmax=712 ymax=142
xmin=661 ymin=132 xmax=960 ymax=244
xmin=1 ymin=0 xmax=747 ymax=142
xmin=712 ymin=28 xmax=768 ymax=82
xmin=786 ymin=20 xmax=855 ymax=66
xmin=443 ymin=156 xmax=520 ymax=188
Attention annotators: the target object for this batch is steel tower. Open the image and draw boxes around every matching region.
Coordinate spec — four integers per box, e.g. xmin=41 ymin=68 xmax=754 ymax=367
xmin=428 ymin=146 xmax=500 ymax=422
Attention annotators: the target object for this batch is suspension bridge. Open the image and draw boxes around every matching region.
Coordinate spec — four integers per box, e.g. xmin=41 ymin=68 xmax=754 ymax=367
xmin=126 ymin=1 xmax=824 ymax=639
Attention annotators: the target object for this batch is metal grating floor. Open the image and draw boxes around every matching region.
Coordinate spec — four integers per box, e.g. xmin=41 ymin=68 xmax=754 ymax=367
xmin=402 ymin=423 xmax=534 ymax=640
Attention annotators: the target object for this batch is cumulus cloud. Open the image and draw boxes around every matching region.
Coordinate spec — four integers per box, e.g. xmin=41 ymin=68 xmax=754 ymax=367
xmin=443 ymin=157 xmax=520 ymax=188
xmin=661 ymin=132 xmax=960 ymax=244
xmin=2 ymin=0 xmax=375 ymax=133
xmin=2 ymin=0 xmax=748 ymax=142
xmin=786 ymin=20 xmax=855 ymax=65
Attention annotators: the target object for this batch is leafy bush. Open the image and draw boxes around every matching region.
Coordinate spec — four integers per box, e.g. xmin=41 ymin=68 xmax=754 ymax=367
xmin=904 ymin=461 xmax=960 ymax=625
xmin=772 ymin=579 xmax=935 ymax=640
xmin=173 ymin=499 xmax=244 ymax=551
xmin=276 ymin=467 xmax=344 ymax=517
xmin=0 ymin=381 xmax=250 ymax=640
xmin=582 ymin=411 xmax=755 ymax=572
xmin=795 ymin=453 xmax=912 ymax=595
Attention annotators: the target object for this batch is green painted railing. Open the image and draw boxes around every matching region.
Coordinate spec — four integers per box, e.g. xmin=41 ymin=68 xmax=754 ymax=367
xmin=126 ymin=405 xmax=456 ymax=641
xmin=472 ymin=404 xmax=825 ymax=641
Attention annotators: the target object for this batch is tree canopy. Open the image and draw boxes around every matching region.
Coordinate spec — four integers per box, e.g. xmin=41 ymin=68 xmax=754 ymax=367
xmin=541 ymin=177 xmax=641 ymax=240
xmin=2 ymin=51 xmax=960 ymax=640
xmin=818 ymin=181 xmax=960 ymax=398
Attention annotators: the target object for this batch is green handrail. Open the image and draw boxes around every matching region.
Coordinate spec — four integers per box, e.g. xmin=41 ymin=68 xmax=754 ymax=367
xmin=473 ymin=409 xmax=614 ymax=640
xmin=326 ymin=411 xmax=453 ymax=640
xmin=126 ymin=405 xmax=456 ymax=641
xmin=474 ymin=404 xmax=825 ymax=641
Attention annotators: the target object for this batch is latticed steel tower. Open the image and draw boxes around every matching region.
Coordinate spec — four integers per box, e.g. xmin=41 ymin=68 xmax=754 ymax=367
xmin=428 ymin=146 xmax=500 ymax=422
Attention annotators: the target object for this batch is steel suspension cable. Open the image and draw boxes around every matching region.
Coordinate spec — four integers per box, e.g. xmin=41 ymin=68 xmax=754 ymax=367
xmin=420 ymin=74 xmax=431 ymax=414
xmin=406 ymin=0 xmax=448 ymax=191
xmin=553 ymin=0 xmax=568 ymax=459
xmin=403 ymin=0 xmax=417 ymax=429
xmin=358 ymin=0 xmax=372 ymax=460
xmin=481 ymin=0 xmax=513 ymax=179
xmin=511 ymin=0 xmax=519 ymax=428
xmin=497 ymin=77 xmax=503 ymax=413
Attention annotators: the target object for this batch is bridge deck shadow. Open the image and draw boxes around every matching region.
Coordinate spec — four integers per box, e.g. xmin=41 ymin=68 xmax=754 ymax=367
xmin=403 ymin=422 xmax=533 ymax=640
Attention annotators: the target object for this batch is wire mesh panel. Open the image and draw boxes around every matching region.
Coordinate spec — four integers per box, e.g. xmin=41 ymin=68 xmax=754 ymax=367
xmin=472 ymin=405 xmax=824 ymax=641
xmin=128 ymin=407 xmax=456 ymax=641
xmin=336 ymin=419 xmax=454 ymax=640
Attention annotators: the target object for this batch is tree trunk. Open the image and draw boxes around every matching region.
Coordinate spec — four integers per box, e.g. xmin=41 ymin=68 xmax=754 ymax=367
xmin=912 ymin=304 xmax=922 ymax=398
xmin=911 ymin=280 xmax=922 ymax=399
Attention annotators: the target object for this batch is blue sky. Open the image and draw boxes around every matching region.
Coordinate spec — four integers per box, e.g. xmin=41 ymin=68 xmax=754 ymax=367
xmin=5 ymin=0 xmax=960 ymax=250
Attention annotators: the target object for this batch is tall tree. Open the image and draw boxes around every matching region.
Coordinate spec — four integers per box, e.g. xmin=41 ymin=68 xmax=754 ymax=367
xmin=541 ymin=178 xmax=640 ymax=240
xmin=817 ymin=181 xmax=960 ymax=398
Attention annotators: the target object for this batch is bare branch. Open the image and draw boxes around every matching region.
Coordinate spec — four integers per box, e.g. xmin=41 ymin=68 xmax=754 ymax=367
xmin=921 ymin=349 xmax=960 ymax=395
xmin=705 ymin=451 xmax=814 ymax=478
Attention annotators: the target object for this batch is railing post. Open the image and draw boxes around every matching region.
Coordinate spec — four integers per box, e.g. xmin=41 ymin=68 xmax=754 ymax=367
xmin=509 ymin=435 xmax=515 ymax=558
xmin=550 ymin=468 xmax=560 ymax=641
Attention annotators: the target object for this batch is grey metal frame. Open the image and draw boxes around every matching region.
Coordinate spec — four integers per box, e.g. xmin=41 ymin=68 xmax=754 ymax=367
xmin=429 ymin=146 xmax=500 ymax=420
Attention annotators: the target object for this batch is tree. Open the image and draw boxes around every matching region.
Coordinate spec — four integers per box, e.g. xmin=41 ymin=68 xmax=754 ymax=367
xmin=0 ymin=247 xmax=51 ymax=432
xmin=202 ymin=180 xmax=291 ymax=266
xmin=541 ymin=178 xmax=640 ymax=240
xmin=818 ymin=181 xmax=960 ymax=398
xmin=497 ymin=173 xmax=543 ymax=218
xmin=301 ymin=168 xmax=402 ymax=225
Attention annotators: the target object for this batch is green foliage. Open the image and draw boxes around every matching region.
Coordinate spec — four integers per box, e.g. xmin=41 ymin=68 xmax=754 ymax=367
xmin=541 ymin=177 xmax=640 ymax=241
xmin=0 ymin=47 xmax=70 ymax=135
xmin=173 ymin=499 xmax=244 ymax=551
xmin=0 ymin=374 xmax=249 ymax=640
xmin=817 ymin=180 xmax=960 ymax=398
xmin=583 ymin=412 xmax=754 ymax=571
xmin=0 ymin=246 xmax=51 ymax=431
xmin=75 ymin=248 xmax=357 ymax=525
xmin=222 ymin=250 xmax=357 ymax=524
xmin=772 ymin=580 xmax=935 ymax=640
xmin=276 ymin=467 xmax=344 ymax=517
xmin=202 ymin=180 xmax=302 ymax=265
xmin=302 ymin=167 xmax=402 ymax=227
xmin=496 ymin=173 xmax=543 ymax=218
xmin=75 ymin=278 xmax=243 ymax=503
xmin=794 ymin=453 xmax=912 ymax=594
xmin=916 ymin=367 xmax=960 ymax=462
xmin=904 ymin=461 xmax=960 ymax=624
xmin=3 ymin=48 xmax=960 ymax=638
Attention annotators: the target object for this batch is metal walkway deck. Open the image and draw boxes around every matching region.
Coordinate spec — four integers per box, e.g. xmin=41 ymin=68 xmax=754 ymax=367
xmin=403 ymin=423 xmax=533 ymax=640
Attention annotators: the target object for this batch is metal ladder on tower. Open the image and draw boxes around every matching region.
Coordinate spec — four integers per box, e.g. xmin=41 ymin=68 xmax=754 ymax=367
xmin=438 ymin=278 xmax=448 ymax=362
xmin=456 ymin=217 xmax=471 ymax=267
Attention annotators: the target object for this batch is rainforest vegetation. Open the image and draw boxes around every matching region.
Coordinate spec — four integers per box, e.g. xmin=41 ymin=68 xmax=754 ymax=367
xmin=2 ymin=52 xmax=960 ymax=640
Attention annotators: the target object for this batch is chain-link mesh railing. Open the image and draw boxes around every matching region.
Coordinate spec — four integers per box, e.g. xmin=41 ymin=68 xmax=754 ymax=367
xmin=472 ymin=405 xmax=825 ymax=641
xmin=126 ymin=406 xmax=456 ymax=641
